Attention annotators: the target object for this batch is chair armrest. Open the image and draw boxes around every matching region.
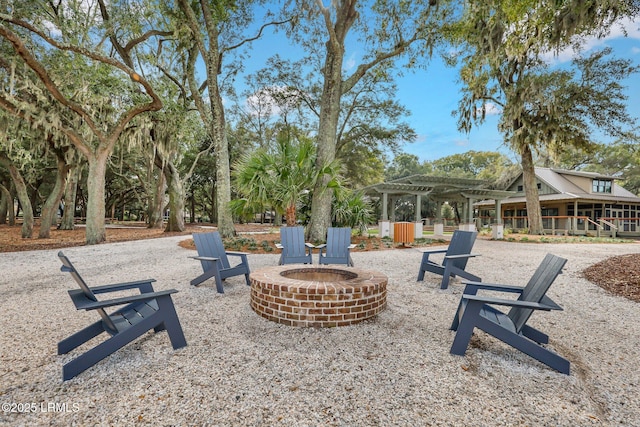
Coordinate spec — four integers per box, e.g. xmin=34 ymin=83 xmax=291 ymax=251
xmin=226 ymin=251 xmax=250 ymax=256
xmin=444 ymin=253 xmax=480 ymax=260
xmin=89 ymin=279 xmax=157 ymax=294
xmin=461 ymin=280 xmax=525 ymax=294
xmin=275 ymin=243 xmax=284 ymax=249
xmin=462 ymin=294 xmax=563 ymax=311
xmin=316 ymin=243 xmax=327 ymax=249
xmin=69 ymin=289 xmax=179 ymax=311
xmin=347 ymin=244 xmax=356 ymax=249
xmin=305 ymin=243 xmax=315 ymax=248
xmin=416 ymin=248 xmax=448 ymax=254
xmin=190 ymin=255 xmax=219 ymax=262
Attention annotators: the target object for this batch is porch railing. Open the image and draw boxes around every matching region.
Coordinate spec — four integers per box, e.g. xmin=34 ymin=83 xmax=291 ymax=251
xmin=478 ymin=216 xmax=640 ymax=237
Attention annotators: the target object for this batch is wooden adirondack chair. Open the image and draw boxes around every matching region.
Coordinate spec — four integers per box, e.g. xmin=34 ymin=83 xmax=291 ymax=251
xmin=190 ymin=231 xmax=251 ymax=293
xmin=57 ymin=251 xmax=187 ymax=381
xmin=450 ymin=253 xmax=570 ymax=374
xmin=317 ymin=227 xmax=356 ymax=266
xmin=417 ymin=230 xmax=480 ymax=289
xmin=276 ymin=226 xmax=314 ymax=265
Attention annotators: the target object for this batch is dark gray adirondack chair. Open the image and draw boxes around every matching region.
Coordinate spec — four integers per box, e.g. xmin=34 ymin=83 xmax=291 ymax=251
xmin=417 ymin=230 xmax=480 ymax=289
xmin=317 ymin=227 xmax=355 ymax=266
xmin=276 ymin=226 xmax=314 ymax=265
xmin=450 ymin=253 xmax=570 ymax=374
xmin=190 ymin=231 xmax=251 ymax=293
xmin=57 ymin=251 xmax=187 ymax=381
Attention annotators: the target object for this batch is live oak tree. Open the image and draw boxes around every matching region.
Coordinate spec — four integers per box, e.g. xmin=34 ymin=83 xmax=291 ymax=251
xmin=282 ymin=0 xmax=451 ymax=241
xmin=0 ymin=3 xmax=164 ymax=244
xmin=252 ymin=55 xmax=415 ymax=189
xmin=449 ymin=0 xmax=639 ymax=234
xmin=169 ymin=0 xmax=291 ymax=237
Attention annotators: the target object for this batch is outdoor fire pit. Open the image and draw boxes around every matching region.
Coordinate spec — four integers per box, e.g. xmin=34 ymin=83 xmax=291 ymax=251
xmin=250 ymin=265 xmax=387 ymax=327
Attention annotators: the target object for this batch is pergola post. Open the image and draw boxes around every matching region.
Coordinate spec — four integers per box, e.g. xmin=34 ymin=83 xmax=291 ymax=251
xmin=434 ymin=201 xmax=444 ymax=237
xmin=379 ymin=192 xmax=390 ymax=237
xmin=414 ymin=195 xmax=423 ymax=239
xmin=492 ymin=198 xmax=504 ymax=239
xmin=362 ymin=175 xmax=515 ymax=240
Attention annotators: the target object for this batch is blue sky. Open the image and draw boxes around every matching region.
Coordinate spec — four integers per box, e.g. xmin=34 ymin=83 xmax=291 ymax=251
xmin=236 ymin=15 xmax=640 ymax=163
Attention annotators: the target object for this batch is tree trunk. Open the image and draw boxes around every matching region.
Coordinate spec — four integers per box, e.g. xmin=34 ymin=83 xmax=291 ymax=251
xmin=521 ymin=144 xmax=544 ymax=235
xmin=285 ymin=204 xmax=296 ymax=226
xmin=1 ymin=158 xmax=33 ymax=238
xmin=308 ymin=43 xmax=344 ymax=241
xmin=210 ymin=88 xmax=236 ymax=237
xmin=0 ymin=183 xmax=11 ymax=225
xmin=190 ymin=195 xmax=196 ymax=223
xmin=84 ymin=152 xmax=108 ymax=244
xmin=39 ymin=154 xmax=69 ymax=238
xmin=163 ymin=161 xmax=185 ymax=232
xmin=60 ymin=164 xmax=80 ymax=230
xmin=148 ymin=166 xmax=166 ymax=229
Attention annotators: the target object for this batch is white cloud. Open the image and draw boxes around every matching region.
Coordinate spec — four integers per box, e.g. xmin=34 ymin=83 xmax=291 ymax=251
xmin=483 ymin=102 xmax=502 ymax=115
xmin=245 ymin=85 xmax=302 ymax=118
xmin=345 ymin=53 xmax=357 ymax=70
xmin=543 ymin=16 xmax=640 ymax=63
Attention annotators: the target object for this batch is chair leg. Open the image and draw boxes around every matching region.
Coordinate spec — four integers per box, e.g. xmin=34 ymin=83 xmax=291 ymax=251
xmin=62 ymin=320 xmax=152 ymax=380
xmin=487 ymin=325 xmax=570 ymax=374
xmin=417 ymin=253 xmax=429 ymax=281
xmin=520 ymin=324 xmax=550 ymax=344
xmin=156 ymin=295 xmax=187 ymax=350
xmin=440 ymin=271 xmax=453 ymax=289
xmin=450 ymin=300 xmax=484 ymax=355
xmin=190 ymin=268 xmax=217 ymax=286
xmin=212 ymin=268 xmax=224 ymax=293
xmin=58 ymin=321 xmax=105 ymax=354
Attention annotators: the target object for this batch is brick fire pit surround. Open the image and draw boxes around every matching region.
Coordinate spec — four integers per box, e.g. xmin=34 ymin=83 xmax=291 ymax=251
xmin=250 ymin=265 xmax=388 ymax=327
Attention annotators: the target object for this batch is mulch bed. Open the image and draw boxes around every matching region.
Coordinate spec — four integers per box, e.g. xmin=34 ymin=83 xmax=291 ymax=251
xmin=582 ymin=253 xmax=640 ymax=303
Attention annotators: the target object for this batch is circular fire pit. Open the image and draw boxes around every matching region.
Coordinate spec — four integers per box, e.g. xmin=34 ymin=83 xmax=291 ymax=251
xmin=250 ymin=265 xmax=387 ymax=327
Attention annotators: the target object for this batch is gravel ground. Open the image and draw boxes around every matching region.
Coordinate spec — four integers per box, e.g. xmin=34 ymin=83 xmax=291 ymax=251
xmin=1 ymin=237 xmax=639 ymax=426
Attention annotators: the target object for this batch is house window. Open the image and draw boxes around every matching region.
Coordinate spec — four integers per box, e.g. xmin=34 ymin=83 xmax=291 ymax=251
xmin=592 ymin=179 xmax=612 ymax=193
xmin=516 ymin=183 xmax=541 ymax=191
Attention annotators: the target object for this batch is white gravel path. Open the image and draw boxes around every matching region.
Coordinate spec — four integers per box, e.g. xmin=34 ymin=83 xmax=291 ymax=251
xmin=1 ymin=236 xmax=639 ymax=426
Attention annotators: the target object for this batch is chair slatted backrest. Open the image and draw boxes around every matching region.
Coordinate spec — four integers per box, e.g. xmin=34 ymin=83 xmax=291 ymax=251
xmin=509 ymin=253 xmax=567 ymax=333
xmin=327 ymin=227 xmax=352 ymax=258
xmin=280 ymin=226 xmax=306 ymax=258
xmin=447 ymin=230 xmax=478 ymax=270
xmin=193 ymin=232 xmax=230 ymax=269
xmin=58 ymin=251 xmax=119 ymax=333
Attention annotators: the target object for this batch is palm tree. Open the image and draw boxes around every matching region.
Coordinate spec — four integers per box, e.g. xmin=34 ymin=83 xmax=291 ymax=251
xmin=232 ymin=130 xmax=339 ymax=226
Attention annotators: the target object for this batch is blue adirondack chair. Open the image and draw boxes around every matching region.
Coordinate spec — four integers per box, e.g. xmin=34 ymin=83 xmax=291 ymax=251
xmin=276 ymin=226 xmax=314 ymax=265
xmin=190 ymin=231 xmax=251 ymax=293
xmin=417 ymin=230 xmax=480 ymax=289
xmin=450 ymin=253 xmax=570 ymax=374
xmin=57 ymin=251 xmax=187 ymax=381
xmin=317 ymin=227 xmax=355 ymax=266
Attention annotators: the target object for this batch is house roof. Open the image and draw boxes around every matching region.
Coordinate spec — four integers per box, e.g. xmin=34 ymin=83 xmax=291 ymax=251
xmin=476 ymin=167 xmax=640 ymax=206
xmin=535 ymin=167 xmax=639 ymax=199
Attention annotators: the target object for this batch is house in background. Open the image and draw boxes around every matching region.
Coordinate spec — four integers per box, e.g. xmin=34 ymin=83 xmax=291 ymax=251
xmin=476 ymin=167 xmax=640 ymax=237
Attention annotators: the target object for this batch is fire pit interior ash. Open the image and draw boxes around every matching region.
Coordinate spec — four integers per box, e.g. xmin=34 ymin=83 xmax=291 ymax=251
xmin=250 ymin=265 xmax=387 ymax=328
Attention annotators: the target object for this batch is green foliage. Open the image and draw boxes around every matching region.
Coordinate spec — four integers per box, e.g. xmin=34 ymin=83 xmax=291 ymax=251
xmin=385 ymin=153 xmax=431 ymax=180
xmin=232 ymin=129 xmax=340 ymax=225
xmin=332 ymin=189 xmax=375 ymax=235
xmin=447 ymin=0 xmax=638 ymax=235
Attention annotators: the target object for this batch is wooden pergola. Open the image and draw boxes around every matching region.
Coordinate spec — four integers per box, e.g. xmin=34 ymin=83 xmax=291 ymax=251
xmin=362 ymin=174 xmax=514 ymax=237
